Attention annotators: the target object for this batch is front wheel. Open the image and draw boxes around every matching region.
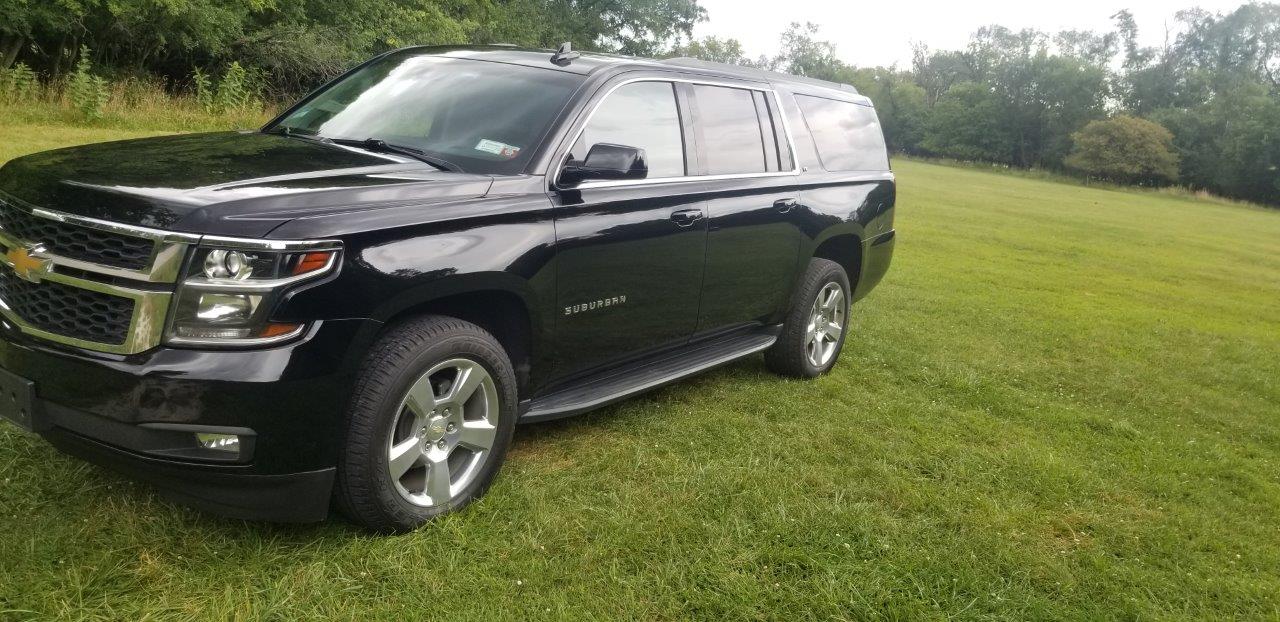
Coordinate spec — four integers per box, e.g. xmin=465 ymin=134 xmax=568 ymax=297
xmin=765 ymin=258 xmax=851 ymax=378
xmin=334 ymin=316 xmax=518 ymax=533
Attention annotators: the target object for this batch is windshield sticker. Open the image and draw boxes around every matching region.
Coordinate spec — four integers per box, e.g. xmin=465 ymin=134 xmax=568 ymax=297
xmin=475 ymin=139 xmax=521 ymax=159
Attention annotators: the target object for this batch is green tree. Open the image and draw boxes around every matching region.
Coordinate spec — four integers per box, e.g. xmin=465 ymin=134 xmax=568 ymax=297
xmin=1064 ymin=116 xmax=1179 ymax=184
xmin=772 ymin=22 xmax=844 ymax=79
xmin=478 ymin=0 xmax=704 ymax=57
xmin=666 ymin=36 xmax=760 ymax=66
xmin=921 ymin=82 xmax=1013 ymax=162
xmin=1155 ymin=86 xmax=1280 ymax=204
xmin=846 ymin=67 xmax=927 ymax=153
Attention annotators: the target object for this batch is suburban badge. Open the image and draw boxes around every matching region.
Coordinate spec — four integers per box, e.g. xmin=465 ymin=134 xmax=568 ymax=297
xmin=565 ymin=295 xmax=627 ymax=316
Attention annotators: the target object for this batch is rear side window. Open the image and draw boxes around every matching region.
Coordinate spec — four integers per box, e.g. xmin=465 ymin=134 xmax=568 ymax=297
xmin=571 ymin=81 xmax=686 ymax=179
xmin=795 ymin=95 xmax=889 ymax=172
xmin=691 ymin=85 xmax=769 ymax=175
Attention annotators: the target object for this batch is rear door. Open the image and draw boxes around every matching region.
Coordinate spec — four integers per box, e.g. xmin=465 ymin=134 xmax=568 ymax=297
xmin=549 ymin=79 xmax=707 ymax=379
xmin=688 ymin=83 xmax=805 ymax=333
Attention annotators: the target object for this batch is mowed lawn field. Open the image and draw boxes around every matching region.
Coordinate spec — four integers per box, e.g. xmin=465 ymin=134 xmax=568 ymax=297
xmin=1 ymin=123 xmax=1278 ymax=621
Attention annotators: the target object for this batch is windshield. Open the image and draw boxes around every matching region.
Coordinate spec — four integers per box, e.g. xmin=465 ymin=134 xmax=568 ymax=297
xmin=268 ymin=52 xmax=584 ymax=175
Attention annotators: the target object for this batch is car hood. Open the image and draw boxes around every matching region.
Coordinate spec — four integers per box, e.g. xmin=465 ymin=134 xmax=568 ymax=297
xmin=0 ymin=131 xmax=495 ymax=237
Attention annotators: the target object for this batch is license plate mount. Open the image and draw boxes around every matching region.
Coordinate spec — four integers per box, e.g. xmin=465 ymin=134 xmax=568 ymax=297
xmin=0 ymin=367 xmax=38 ymax=433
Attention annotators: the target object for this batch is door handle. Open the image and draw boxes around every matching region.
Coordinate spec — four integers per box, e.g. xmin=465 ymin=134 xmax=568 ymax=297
xmin=670 ymin=209 xmax=705 ymax=227
xmin=774 ymin=198 xmax=799 ymax=213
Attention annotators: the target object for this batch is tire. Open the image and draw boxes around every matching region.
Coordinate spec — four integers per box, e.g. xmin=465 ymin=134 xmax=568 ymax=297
xmin=765 ymin=258 xmax=852 ymax=378
xmin=334 ymin=315 xmax=518 ymax=533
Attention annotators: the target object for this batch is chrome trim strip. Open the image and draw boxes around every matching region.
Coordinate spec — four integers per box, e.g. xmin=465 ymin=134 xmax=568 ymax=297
xmin=29 ymin=206 xmax=202 ymax=243
xmin=578 ymin=169 xmax=898 ymax=191
xmin=551 ymin=77 xmax=802 ymax=191
xmin=575 ymin=170 xmax=799 ymax=190
xmin=198 ymin=236 xmax=344 ymax=252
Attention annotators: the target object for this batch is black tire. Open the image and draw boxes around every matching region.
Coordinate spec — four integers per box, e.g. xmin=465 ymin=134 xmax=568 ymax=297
xmin=334 ymin=315 xmax=518 ymax=533
xmin=765 ymin=258 xmax=852 ymax=378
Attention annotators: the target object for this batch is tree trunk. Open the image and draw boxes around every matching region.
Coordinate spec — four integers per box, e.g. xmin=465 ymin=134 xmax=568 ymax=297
xmin=0 ymin=35 xmax=24 ymax=70
xmin=50 ymin=36 xmax=69 ymax=78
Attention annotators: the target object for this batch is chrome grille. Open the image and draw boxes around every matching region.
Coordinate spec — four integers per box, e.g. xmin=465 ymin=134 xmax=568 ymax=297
xmin=0 ymin=269 xmax=135 ymax=345
xmin=0 ymin=202 xmax=155 ymax=270
xmin=0 ymin=191 xmax=196 ymax=354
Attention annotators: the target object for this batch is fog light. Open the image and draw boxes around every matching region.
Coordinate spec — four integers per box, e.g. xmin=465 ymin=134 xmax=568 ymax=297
xmin=195 ymin=433 xmax=241 ymax=453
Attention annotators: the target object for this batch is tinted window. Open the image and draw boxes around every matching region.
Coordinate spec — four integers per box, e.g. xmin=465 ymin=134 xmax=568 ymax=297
xmin=271 ymin=52 xmax=583 ymax=175
xmin=691 ymin=85 xmax=768 ymax=175
xmin=795 ymin=95 xmax=889 ymax=171
xmin=571 ymin=81 xmax=685 ymax=179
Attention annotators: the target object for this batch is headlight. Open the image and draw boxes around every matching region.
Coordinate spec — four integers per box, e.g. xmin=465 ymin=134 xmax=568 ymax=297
xmin=164 ymin=240 xmax=341 ymax=347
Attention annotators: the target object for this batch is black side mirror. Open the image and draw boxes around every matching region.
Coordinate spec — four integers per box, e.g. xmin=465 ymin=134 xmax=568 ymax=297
xmin=559 ymin=143 xmax=648 ymax=187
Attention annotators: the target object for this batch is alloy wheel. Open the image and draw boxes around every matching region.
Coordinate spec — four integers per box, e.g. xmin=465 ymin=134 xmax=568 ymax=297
xmin=386 ymin=358 xmax=500 ymax=507
xmin=804 ymin=282 xmax=846 ymax=368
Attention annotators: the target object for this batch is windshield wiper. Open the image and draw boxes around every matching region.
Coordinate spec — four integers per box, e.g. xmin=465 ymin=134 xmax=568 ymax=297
xmin=264 ymin=125 xmax=323 ymax=140
xmin=332 ymin=138 xmax=462 ymax=173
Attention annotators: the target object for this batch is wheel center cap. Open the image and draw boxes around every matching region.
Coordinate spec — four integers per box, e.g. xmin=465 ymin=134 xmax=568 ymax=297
xmin=424 ymin=416 xmax=449 ymax=442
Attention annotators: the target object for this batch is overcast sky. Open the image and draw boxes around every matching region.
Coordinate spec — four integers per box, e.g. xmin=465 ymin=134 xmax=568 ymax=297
xmin=693 ymin=0 xmax=1250 ymax=67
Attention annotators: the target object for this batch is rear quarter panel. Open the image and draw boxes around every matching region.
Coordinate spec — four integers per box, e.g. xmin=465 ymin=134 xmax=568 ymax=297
xmin=776 ymin=86 xmax=896 ymax=300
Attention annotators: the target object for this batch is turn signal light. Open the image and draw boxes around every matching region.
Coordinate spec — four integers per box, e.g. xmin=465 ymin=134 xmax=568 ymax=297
xmin=293 ymin=251 xmax=335 ymax=275
xmin=258 ymin=322 xmax=302 ymax=338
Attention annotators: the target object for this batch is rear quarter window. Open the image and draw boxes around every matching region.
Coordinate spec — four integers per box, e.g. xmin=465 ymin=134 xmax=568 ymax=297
xmin=795 ymin=94 xmax=889 ymax=172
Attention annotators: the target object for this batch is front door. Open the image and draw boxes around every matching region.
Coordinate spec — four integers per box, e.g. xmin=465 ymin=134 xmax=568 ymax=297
xmin=549 ymin=79 xmax=705 ymax=379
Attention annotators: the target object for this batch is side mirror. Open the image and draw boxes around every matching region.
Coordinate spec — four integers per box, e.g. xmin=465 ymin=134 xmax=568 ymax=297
xmin=559 ymin=143 xmax=648 ymax=187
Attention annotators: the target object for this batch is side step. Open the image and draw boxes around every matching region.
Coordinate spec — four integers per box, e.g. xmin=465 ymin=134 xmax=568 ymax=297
xmin=521 ymin=328 xmax=778 ymax=423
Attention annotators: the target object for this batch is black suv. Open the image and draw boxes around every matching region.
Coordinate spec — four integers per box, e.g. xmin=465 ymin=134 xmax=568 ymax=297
xmin=0 ymin=45 xmax=895 ymax=532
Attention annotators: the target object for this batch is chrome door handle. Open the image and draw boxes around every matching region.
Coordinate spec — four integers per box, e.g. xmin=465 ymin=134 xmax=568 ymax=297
xmin=774 ymin=198 xmax=799 ymax=213
xmin=670 ymin=209 xmax=705 ymax=227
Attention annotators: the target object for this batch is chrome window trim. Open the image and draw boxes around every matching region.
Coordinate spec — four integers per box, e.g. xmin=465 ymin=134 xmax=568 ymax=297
xmin=551 ymin=76 xmax=803 ymax=191
xmin=575 ymin=170 xmax=800 ymax=190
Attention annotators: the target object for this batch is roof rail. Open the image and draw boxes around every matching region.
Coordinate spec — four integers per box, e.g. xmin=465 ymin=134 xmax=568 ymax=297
xmin=659 ymin=57 xmax=860 ymax=95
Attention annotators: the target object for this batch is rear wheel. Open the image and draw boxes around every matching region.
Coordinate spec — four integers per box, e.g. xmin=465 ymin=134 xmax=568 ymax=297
xmin=765 ymin=258 xmax=851 ymax=378
xmin=335 ymin=316 xmax=517 ymax=533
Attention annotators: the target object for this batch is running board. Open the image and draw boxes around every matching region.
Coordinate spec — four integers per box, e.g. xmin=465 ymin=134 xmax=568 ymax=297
xmin=520 ymin=329 xmax=778 ymax=423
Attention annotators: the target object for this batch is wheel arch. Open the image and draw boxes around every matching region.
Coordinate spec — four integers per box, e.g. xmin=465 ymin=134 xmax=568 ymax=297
xmin=810 ymin=230 xmax=863 ymax=293
xmin=365 ymin=274 xmax=544 ymax=392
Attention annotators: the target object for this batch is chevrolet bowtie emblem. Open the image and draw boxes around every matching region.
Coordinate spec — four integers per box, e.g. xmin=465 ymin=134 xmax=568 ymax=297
xmin=5 ymin=244 xmax=52 ymax=283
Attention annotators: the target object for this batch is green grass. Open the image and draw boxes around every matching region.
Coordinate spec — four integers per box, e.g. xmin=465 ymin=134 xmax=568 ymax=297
xmin=0 ymin=99 xmax=271 ymax=164
xmin=1 ymin=126 xmax=1279 ymax=620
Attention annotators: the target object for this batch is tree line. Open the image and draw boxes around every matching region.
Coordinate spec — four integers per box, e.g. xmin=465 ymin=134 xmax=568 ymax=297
xmin=1 ymin=1 xmax=1276 ymax=206
xmin=0 ymin=0 xmax=704 ymax=97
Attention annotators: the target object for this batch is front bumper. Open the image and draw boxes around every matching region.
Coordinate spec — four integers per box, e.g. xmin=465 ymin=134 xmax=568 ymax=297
xmin=0 ymin=318 xmax=377 ymax=522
